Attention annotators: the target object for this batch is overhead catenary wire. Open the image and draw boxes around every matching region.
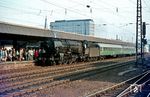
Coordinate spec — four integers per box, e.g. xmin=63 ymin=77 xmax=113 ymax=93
xmin=0 ymin=0 xmax=89 ymax=18
xmin=0 ymin=0 xmax=137 ymax=32
xmin=0 ymin=0 xmax=138 ymax=23
xmin=88 ymin=0 xmax=134 ymax=24
xmin=0 ymin=0 xmax=149 ymax=41
xmin=41 ymin=0 xmax=137 ymax=22
xmin=0 ymin=0 xmax=56 ymax=17
xmin=40 ymin=0 xmax=91 ymax=18
xmin=0 ymin=4 xmax=78 ymax=19
xmin=0 ymin=1 xmax=84 ymax=27
xmin=143 ymin=0 xmax=150 ymax=13
xmin=0 ymin=0 xmax=83 ymax=20
xmin=128 ymin=0 xmax=137 ymax=5
xmin=0 ymin=0 xmax=147 ymax=18
xmin=91 ymin=0 xmax=136 ymax=23
xmin=0 ymin=15 xmax=44 ymax=27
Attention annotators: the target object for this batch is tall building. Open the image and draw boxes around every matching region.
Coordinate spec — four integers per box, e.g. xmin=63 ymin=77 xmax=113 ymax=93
xmin=50 ymin=19 xmax=94 ymax=36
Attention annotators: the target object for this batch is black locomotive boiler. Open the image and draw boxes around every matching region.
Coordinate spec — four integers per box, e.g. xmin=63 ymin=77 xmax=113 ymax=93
xmin=36 ymin=38 xmax=100 ymax=65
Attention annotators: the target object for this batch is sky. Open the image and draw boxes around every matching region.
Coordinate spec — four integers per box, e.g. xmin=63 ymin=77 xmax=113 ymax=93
xmin=0 ymin=0 xmax=150 ymax=43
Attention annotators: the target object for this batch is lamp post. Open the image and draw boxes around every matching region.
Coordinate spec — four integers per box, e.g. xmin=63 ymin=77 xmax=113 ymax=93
xmin=86 ymin=4 xmax=92 ymax=19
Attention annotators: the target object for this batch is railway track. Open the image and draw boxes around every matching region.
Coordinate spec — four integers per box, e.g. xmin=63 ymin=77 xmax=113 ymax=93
xmin=0 ymin=58 xmax=134 ymax=97
xmin=0 ymin=57 xmax=132 ymax=83
xmin=117 ymin=71 xmax=150 ymax=97
xmin=0 ymin=60 xmax=116 ymax=83
xmin=0 ymin=56 xmax=133 ymax=74
xmin=0 ymin=63 xmax=39 ymax=76
xmin=85 ymin=70 xmax=150 ymax=97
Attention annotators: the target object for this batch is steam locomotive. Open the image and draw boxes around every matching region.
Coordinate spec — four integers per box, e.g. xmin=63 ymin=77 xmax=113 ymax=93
xmin=36 ymin=38 xmax=100 ymax=65
xmin=35 ymin=38 xmax=135 ymax=65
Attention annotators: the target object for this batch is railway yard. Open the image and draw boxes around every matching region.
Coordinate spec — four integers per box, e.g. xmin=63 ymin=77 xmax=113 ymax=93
xmin=0 ymin=56 xmax=149 ymax=97
xmin=0 ymin=0 xmax=150 ymax=96
xmin=0 ymin=23 xmax=150 ymax=97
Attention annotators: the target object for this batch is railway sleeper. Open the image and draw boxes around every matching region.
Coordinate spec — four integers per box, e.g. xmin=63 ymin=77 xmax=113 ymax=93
xmin=2 ymin=60 xmax=134 ymax=96
xmin=0 ymin=78 xmax=53 ymax=94
xmin=0 ymin=59 xmax=112 ymax=81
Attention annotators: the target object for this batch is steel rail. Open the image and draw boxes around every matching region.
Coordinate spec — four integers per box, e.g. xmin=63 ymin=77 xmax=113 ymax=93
xmin=85 ymin=70 xmax=149 ymax=97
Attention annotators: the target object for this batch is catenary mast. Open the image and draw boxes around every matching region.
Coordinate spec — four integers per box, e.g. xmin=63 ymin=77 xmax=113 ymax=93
xmin=136 ymin=0 xmax=143 ymax=65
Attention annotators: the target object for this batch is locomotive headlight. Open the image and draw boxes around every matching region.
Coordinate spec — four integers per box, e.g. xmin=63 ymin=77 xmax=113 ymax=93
xmin=84 ymin=44 xmax=87 ymax=48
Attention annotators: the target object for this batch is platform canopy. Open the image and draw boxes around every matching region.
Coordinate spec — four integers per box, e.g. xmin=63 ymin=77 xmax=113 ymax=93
xmin=0 ymin=22 xmax=134 ymax=47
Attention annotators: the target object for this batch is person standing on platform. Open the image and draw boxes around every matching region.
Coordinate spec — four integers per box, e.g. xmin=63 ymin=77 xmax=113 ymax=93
xmin=25 ymin=49 xmax=29 ymax=61
xmin=8 ymin=49 xmax=12 ymax=61
xmin=3 ymin=48 xmax=7 ymax=62
xmin=34 ymin=49 xmax=39 ymax=60
xmin=1 ymin=48 xmax=5 ymax=62
xmin=19 ymin=48 xmax=24 ymax=61
xmin=0 ymin=48 xmax=2 ymax=62
xmin=12 ymin=48 xmax=16 ymax=61
xmin=29 ymin=48 xmax=33 ymax=60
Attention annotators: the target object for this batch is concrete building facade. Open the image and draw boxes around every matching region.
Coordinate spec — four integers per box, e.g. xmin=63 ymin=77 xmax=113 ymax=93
xmin=50 ymin=19 xmax=94 ymax=36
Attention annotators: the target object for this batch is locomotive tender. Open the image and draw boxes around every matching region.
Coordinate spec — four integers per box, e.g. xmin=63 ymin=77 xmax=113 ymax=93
xmin=36 ymin=38 xmax=135 ymax=65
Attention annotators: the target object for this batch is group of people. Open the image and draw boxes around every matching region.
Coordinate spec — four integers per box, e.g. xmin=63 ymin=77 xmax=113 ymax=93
xmin=0 ymin=47 xmax=39 ymax=62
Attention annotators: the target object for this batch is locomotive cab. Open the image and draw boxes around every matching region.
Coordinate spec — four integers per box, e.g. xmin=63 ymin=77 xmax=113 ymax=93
xmin=84 ymin=42 xmax=100 ymax=61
